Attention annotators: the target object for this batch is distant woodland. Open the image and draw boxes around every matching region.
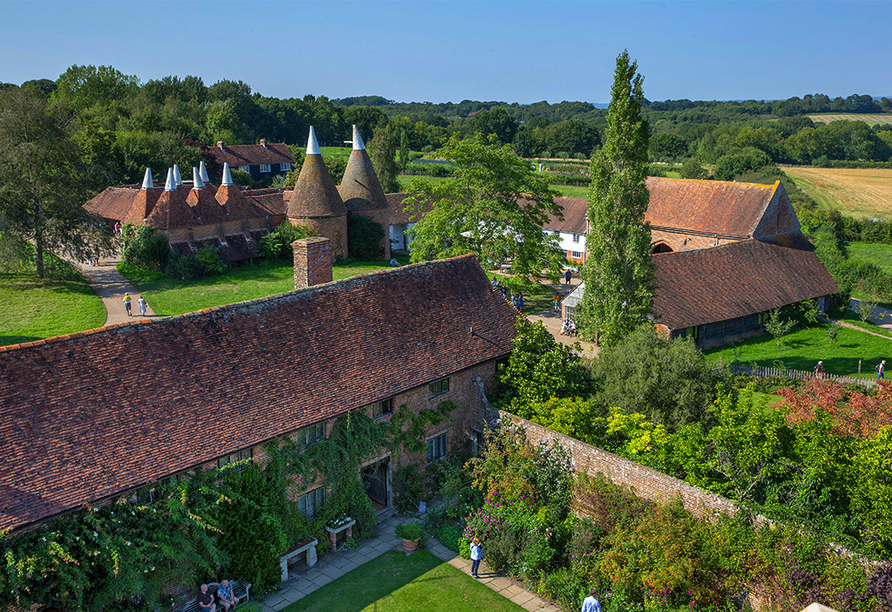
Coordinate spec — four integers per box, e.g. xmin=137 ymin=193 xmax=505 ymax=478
xmin=3 ymin=65 xmax=892 ymax=188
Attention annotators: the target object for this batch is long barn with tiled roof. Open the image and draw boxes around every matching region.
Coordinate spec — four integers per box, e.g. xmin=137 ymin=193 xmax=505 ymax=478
xmin=0 ymin=251 xmax=517 ymax=533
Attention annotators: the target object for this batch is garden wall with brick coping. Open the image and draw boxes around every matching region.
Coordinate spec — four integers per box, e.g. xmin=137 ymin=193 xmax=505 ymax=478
xmin=499 ymin=411 xmax=745 ymax=521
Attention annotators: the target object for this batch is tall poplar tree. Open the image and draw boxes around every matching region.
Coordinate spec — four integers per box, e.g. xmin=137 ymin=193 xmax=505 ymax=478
xmin=576 ymin=51 xmax=655 ymax=346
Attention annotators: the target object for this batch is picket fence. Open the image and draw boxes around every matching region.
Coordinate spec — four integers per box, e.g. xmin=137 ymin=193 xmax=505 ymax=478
xmin=729 ymin=364 xmax=876 ymax=388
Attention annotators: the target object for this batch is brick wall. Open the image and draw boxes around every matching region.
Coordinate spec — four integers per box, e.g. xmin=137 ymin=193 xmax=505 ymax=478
xmin=650 ymin=229 xmax=747 ymax=253
xmin=501 ymin=412 xmax=741 ymax=520
xmin=299 ymin=216 xmax=348 ymax=260
xmin=293 ymin=237 xmax=333 ymax=289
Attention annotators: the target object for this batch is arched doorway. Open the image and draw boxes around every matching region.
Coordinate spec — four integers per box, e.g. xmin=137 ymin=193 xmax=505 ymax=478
xmin=652 ymin=242 xmax=673 ymax=254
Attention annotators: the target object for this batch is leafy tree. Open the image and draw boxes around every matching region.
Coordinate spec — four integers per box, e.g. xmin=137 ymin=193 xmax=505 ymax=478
xmin=764 ymin=307 xmax=796 ymax=346
xmin=399 ymin=128 xmax=410 ymax=171
xmin=544 ymin=120 xmax=600 ymax=157
xmin=576 ymin=51 xmax=656 ymax=345
xmin=404 ymin=135 xmax=565 ymax=286
xmin=52 ymin=64 xmax=138 ymax=112
xmin=367 ymin=125 xmax=400 ymax=193
xmin=713 ymin=147 xmax=772 ymax=180
xmin=679 ymin=155 xmax=708 ymax=179
xmin=0 ymin=90 xmax=112 ymax=277
xmin=258 ymin=221 xmax=316 ymax=259
xmin=497 ymin=318 xmax=594 ymax=412
xmin=593 ymin=325 xmax=729 ymax=431
xmin=120 ymin=224 xmax=170 ymax=271
xmin=649 ymin=131 xmax=688 ymax=161
xmin=467 ymin=107 xmax=518 ymax=145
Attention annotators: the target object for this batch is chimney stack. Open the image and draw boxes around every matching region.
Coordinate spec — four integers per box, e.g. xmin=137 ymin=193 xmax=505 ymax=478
xmin=260 ymin=138 xmax=268 ymax=149
xmin=217 ymin=140 xmax=224 ymax=150
xmin=293 ymin=237 xmax=333 ymax=289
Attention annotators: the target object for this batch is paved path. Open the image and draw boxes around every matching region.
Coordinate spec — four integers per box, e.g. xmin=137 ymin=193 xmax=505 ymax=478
xmin=69 ymin=253 xmax=157 ymax=325
xmin=526 ymin=275 xmax=599 ymax=359
xmin=262 ymin=512 xmax=559 ymax=612
xmin=849 ymin=298 xmax=892 ymax=334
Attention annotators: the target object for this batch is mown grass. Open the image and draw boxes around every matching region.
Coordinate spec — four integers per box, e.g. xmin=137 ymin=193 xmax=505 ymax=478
xmin=120 ymin=255 xmax=411 ymax=317
xmin=0 ymin=257 xmax=106 ymax=346
xmin=704 ymin=320 xmax=892 ymax=378
xmin=844 ymin=241 xmax=892 ymax=272
xmin=282 ymin=550 xmax=526 ymax=612
xmin=840 ymin=308 xmax=892 ymax=338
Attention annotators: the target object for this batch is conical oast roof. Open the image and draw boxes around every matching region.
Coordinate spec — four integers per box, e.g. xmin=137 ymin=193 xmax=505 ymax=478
xmin=215 ymin=162 xmax=258 ymax=218
xmin=187 ymin=167 xmax=227 ymax=223
xmin=122 ymin=167 xmax=159 ymax=225
xmin=340 ymin=125 xmax=388 ymax=211
xmin=146 ymin=168 xmax=199 ymax=229
xmin=287 ymin=127 xmax=347 ymax=219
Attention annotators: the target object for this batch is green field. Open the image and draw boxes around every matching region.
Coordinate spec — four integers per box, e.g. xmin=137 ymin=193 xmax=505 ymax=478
xmin=283 ymin=550 xmax=526 ymax=612
xmin=807 ymin=113 xmax=892 ymax=126
xmin=121 ymin=256 xmax=411 ymax=317
xmin=0 ymin=260 xmax=106 ymax=347
xmin=705 ymin=320 xmax=892 ymax=378
xmin=844 ymin=241 xmax=892 ymax=272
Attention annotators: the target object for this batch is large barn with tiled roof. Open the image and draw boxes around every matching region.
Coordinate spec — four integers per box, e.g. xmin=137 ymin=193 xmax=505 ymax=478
xmin=0 ymin=249 xmax=517 ymax=533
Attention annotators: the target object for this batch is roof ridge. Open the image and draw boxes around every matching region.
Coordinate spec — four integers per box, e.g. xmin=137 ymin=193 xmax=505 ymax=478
xmin=0 ymin=254 xmax=482 ymax=353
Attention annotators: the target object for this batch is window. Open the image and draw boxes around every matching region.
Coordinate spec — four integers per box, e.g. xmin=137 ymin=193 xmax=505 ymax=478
xmin=572 ymin=233 xmax=580 ymax=243
xmin=240 ymin=166 xmax=251 ymax=174
xmin=259 ymin=164 xmax=271 ymax=173
xmin=471 ymin=429 xmax=485 ymax=457
xmin=571 ymin=251 xmax=583 ymax=259
xmin=281 ymin=162 xmax=291 ymax=172
xmin=364 ymin=398 xmax=394 ymax=419
xmin=427 ymin=433 xmax=447 ymax=462
xmin=298 ymin=487 xmax=325 ymax=517
xmin=428 ymin=378 xmax=450 ymax=397
xmin=218 ymin=448 xmax=252 ymax=471
xmin=553 ymin=230 xmax=560 ymax=236
xmin=297 ymin=423 xmax=326 ymax=448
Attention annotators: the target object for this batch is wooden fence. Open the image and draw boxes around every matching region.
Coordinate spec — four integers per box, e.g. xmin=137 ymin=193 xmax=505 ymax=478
xmin=729 ymin=364 xmax=876 ymax=388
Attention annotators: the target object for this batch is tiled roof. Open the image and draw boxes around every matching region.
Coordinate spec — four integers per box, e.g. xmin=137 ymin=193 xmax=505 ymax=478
xmin=248 ymin=191 xmax=288 ymax=216
xmin=187 ymin=188 xmax=228 ymax=224
xmin=644 ymin=177 xmax=778 ymax=236
xmin=387 ymin=193 xmax=433 ymax=225
xmin=287 ymin=155 xmax=347 ymax=218
xmin=85 ymin=187 xmax=140 ymax=221
xmin=216 ymin=184 xmax=261 ymax=219
xmin=0 ymin=255 xmax=517 ymax=532
xmin=652 ymin=238 xmax=838 ymax=330
xmin=145 ymin=189 xmax=199 ymax=229
xmin=340 ymin=149 xmax=389 ymax=211
xmin=204 ymin=143 xmax=295 ymax=168
xmin=542 ymin=197 xmax=587 ymax=234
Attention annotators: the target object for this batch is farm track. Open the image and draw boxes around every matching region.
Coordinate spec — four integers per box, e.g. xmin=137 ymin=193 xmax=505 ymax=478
xmin=779 ymin=165 xmax=892 ymax=219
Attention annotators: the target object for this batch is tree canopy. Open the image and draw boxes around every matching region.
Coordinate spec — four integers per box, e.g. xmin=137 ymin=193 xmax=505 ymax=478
xmin=404 ymin=135 xmax=565 ymax=286
xmin=576 ymin=51 xmax=656 ymax=345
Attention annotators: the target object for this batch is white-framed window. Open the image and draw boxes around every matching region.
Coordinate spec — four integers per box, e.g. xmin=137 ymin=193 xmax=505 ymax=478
xmin=259 ymin=164 xmax=271 ymax=173
xmin=571 ymin=251 xmax=583 ymax=259
xmin=298 ymin=487 xmax=325 ymax=517
xmin=240 ymin=166 xmax=251 ymax=174
xmin=364 ymin=398 xmax=394 ymax=419
xmin=297 ymin=423 xmax=325 ymax=448
xmin=553 ymin=230 xmax=560 ymax=236
xmin=218 ymin=448 xmax=252 ymax=471
xmin=427 ymin=432 xmax=447 ymax=462
xmin=429 ymin=378 xmax=450 ymax=397
xmin=281 ymin=162 xmax=292 ymax=172
xmin=572 ymin=234 xmax=580 ymax=243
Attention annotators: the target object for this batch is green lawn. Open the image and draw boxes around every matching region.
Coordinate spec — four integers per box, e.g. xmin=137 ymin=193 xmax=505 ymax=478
xmin=282 ymin=550 xmax=526 ymax=612
xmin=0 ymin=260 xmax=106 ymax=346
xmin=705 ymin=321 xmax=892 ymax=378
xmin=844 ymin=241 xmax=892 ymax=273
xmin=121 ymin=255 xmax=411 ymax=317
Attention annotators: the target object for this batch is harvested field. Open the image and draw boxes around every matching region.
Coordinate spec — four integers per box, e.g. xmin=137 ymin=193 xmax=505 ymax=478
xmin=807 ymin=113 xmax=892 ymax=126
xmin=780 ymin=165 xmax=892 ymax=220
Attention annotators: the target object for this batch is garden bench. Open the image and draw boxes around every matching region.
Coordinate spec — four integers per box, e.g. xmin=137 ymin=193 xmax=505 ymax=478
xmin=279 ymin=537 xmax=318 ymax=582
xmin=177 ymin=579 xmax=251 ymax=612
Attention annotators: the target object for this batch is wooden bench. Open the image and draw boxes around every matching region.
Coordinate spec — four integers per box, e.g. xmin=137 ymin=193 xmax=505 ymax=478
xmin=178 ymin=580 xmax=251 ymax=612
xmin=279 ymin=537 xmax=318 ymax=582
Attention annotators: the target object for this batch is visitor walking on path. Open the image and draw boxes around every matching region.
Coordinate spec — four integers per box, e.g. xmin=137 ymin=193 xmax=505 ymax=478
xmin=565 ymin=269 xmax=572 ymax=286
xmin=581 ymin=589 xmax=602 ymax=612
xmin=138 ymin=296 xmax=147 ymax=316
xmin=878 ymin=360 xmax=886 ymax=380
xmin=123 ymin=293 xmax=132 ymax=317
xmin=470 ymin=538 xmax=483 ymax=578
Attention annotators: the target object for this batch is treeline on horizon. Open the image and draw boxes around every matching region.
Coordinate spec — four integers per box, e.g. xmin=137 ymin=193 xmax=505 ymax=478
xmin=3 ymin=64 xmax=892 ymax=190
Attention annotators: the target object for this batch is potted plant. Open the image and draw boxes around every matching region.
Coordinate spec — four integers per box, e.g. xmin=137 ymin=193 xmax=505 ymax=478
xmin=394 ymin=522 xmax=422 ymax=552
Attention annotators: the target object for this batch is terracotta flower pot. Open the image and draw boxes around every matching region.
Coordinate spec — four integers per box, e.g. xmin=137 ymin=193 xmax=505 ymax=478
xmin=401 ymin=538 xmax=419 ymax=552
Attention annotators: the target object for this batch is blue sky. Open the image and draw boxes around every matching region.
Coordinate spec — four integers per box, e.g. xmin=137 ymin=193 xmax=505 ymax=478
xmin=1 ymin=0 xmax=890 ymax=105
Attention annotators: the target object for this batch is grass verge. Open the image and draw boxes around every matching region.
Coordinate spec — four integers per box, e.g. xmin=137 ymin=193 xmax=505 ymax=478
xmin=0 ymin=257 xmax=106 ymax=346
xmin=281 ymin=550 xmax=526 ymax=612
xmin=704 ymin=320 xmax=892 ymax=378
xmin=120 ymin=255 xmax=412 ymax=317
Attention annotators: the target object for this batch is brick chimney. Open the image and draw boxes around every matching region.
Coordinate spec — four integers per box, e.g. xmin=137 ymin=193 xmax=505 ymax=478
xmin=217 ymin=140 xmax=224 ymax=150
xmin=260 ymin=138 xmax=268 ymax=149
xmin=293 ymin=237 xmax=333 ymax=289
